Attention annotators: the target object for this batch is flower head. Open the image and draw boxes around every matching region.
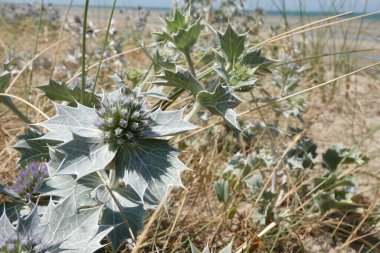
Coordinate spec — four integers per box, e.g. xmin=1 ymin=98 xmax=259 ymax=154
xmin=0 ymin=232 xmax=50 ymax=253
xmin=95 ymin=90 xmax=150 ymax=146
xmin=13 ymin=162 xmax=48 ymax=200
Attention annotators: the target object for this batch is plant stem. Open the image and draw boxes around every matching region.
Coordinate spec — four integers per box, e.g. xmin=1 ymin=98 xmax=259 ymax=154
xmin=184 ymin=50 xmax=196 ymax=77
xmin=108 ymin=167 xmax=119 ymax=190
xmin=80 ymin=0 xmax=90 ymax=104
xmin=184 ymin=100 xmax=201 ymax=122
xmin=138 ymin=65 xmax=154 ymax=92
xmin=183 ymin=49 xmax=202 ymax=122
xmin=90 ymin=0 xmax=117 ymax=100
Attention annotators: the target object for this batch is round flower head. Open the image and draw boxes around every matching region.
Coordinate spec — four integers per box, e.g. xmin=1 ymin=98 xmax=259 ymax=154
xmin=95 ymin=90 xmax=150 ymax=147
xmin=13 ymin=162 xmax=48 ymax=200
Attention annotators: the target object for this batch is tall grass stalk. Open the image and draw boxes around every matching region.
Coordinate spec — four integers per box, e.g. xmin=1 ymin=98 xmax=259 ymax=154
xmin=26 ymin=0 xmax=44 ymax=116
xmin=50 ymin=0 xmax=74 ymax=76
xmin=90 ymin=0 xmax=117 ymax=99
xmin=80 ymin=0 xmax=90 ymax=104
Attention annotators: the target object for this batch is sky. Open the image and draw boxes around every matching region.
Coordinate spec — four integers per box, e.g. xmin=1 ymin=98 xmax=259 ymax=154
xmin=2 ymin=0 xmax=380 ymax=12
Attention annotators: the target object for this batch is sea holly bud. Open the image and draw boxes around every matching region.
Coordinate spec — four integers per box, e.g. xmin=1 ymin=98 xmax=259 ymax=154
xmin=95 ymin=90 xmax=150 ymax=146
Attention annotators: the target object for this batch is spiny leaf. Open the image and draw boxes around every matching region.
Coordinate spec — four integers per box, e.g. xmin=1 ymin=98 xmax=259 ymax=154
xmin=219 ymin=241 xmax=233 ymax=253
xmin=316 ymin=193 xmax=358 ymax=215
xmin=39 ymin=148 xmax=99 ymax=206
xmin=190 ymin=242 xmax=210 ymax=253
xmin=54 ymin=134 xmax=116 ymax=179
xmin=41 ymin=153 xmax=146 ymax=251
xmin=173 ymin=18 xmax=203 ymax=52
xmin=94 ymin=185 xmax=146 ymax=251
xmin=41 ymin=194 xmax=113 ymax=253
xmin=38 ymin=79 xmax=100 ymax=107
xmin=13 ymin=127 xmax=60 ymax=166
xmin=143 ymin=108 xmax=198 ymax=137
xmin=242 ymin=48 xmax=274 ymax=71
xmin=115 ymin=139 xmax=186 ymax=201
xmin=285 ymin=138 xmax=317 ymax=169
xmin=152 ymin=50 xmax=176 ymax=71
xmin=217 ymin=24 xmax=246 ymax=64
xmin=322 ymin=144 xmax=369 ymax=171
xmin=0 ymin=199 xmax=31 ymax=223
xmin=196 ymin=84 xmax=242 ymax=131
xmin=157 ymin=67 xmax=204 ymax=96
xmin=38 ymin=103 xmax=101 ymax=142
xmin=164 ymin=9 xmax=188 ymax=33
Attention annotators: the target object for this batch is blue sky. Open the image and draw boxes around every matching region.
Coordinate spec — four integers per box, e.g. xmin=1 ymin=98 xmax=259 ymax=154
xmin=3 ymin=0 xmax=380 ymax=12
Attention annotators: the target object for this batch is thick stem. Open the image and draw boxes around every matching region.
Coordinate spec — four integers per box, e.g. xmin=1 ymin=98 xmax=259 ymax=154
xmin=108 ymin=167 xmax=119 ymax=190
xmin=184 ymin=100 xmax=201 ymax=122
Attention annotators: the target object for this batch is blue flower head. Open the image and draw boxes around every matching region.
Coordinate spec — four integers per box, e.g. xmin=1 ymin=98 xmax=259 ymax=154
xmin=13 ymin=162 xmax=48 ymax=200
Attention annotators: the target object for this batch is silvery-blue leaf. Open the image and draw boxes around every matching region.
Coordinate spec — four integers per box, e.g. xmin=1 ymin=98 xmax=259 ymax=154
xmin=219 ymin=241 xmax=233 ymax=253
xmin=0 ymin=200 xmax=33 ymax=223
xmin=143 ymin=108 xmax=197 ymax=137
xmin=0 ymin=209 xmax=20 ymax=240
xmin=115 ymin=139 xmax=186 ymax=201
xmin=196 ymin=84 xmax=242 ymax=131
xmin=54 ymin=134 xmax=116 ymax=179
xmin=0 ymin=183 xmax=21 ymax=199
xmin=94 ymin=185 xmax=146 ymax=252
xmin=38 ymin=103 xmax=101 ymax=142
xmin=41 ymin=194 xmax=112 ymax=253
xmin=39 ymin=149 xmax=99 ymax=206
xmin=189 ymin=242 xmax=211 ymax=253
xmin=13 ymin=127 xmax=60 ymax=166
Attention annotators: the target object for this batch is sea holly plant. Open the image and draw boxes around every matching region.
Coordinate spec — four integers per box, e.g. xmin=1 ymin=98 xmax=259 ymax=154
xmin=31 ymin=85 xmax=196 ymax=251
xmin=0 ymin=195 xmax=112 ymax=253
xmin=153 ymin=19 xmax=274 ymax=131
xmin=37 ymin=86 xmax=197 ymax=200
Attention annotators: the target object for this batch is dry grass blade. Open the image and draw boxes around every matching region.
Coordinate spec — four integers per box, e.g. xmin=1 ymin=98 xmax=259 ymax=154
xmin=66 ymin=41 xmax=162 ymax=84
xmin=254 ymin=11 xmax=353 ymax=48
xmin=254 ymin=10 xmax=380 ymax=47
xmin=0 ymin=93 xmax=49 ymax=119
xmin=50 ymin=0 xmax=74 ymax=75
